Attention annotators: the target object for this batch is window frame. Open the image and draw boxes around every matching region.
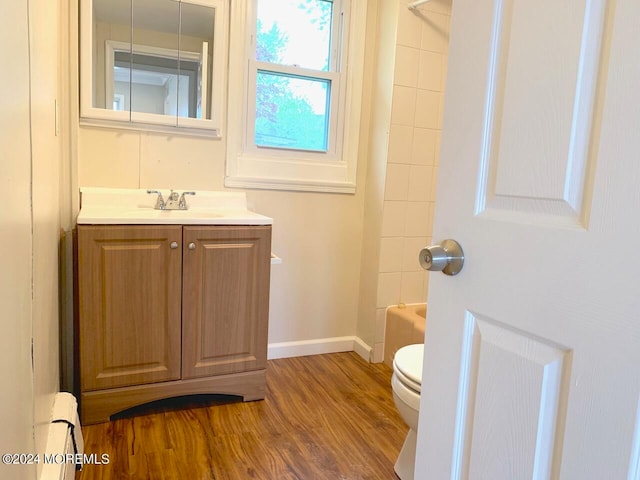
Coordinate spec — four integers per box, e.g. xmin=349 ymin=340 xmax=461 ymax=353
xmin=225 ymin=0 xmax=367 ymax=193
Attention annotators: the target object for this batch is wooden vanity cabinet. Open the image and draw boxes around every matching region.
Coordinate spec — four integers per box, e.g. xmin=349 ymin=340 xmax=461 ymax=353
xmin=77 ymin=224 xmax=271 ymax=424
xmin=77 ymin=225 xmax=183 ymax=391
xmin=181 ymin=226 xmax=270 ymax=379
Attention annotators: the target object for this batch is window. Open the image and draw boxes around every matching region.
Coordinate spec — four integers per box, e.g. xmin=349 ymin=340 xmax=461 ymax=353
xmin=251 ymin=0 xmax=337 ymax=152
xmin=226 ymin=0 xmax=367 ymax=193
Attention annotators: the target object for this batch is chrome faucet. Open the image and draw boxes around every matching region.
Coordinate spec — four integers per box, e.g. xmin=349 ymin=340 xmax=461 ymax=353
xmin=165 ymin=190 xmax=181 ymax=209
xmin=146 ymin=189 xmax=195 ymax=210
xmin=178 ymin=191 xmax=196 ymax=209
xmin=146 ymin=190 xmax=166 ymax=210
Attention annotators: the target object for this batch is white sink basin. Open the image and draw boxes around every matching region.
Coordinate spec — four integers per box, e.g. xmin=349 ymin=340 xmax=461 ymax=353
xmin=118 ymin=207 xmax=223 ymax=219
xmin=76 ymin=188 xmax=273 ymax=226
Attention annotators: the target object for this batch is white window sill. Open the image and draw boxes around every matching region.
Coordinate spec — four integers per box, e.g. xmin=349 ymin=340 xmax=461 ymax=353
xmin=225 ymin=174 xmax=356 ymax=194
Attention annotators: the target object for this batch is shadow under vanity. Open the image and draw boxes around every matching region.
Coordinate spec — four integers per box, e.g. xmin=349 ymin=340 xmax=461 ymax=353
xmin=74 ymin=187 xmax=273 ymax=424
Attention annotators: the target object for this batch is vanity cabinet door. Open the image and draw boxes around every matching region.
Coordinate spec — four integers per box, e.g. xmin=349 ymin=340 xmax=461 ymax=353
xmin=78 ymin=225 xmax=183 ymax=391
xmin=181 ymin=226 xmax=271 ymax=379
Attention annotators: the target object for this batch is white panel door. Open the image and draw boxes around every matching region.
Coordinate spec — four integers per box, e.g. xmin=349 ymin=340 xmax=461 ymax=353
xmin=415 ymin=0 xmax=640 ymax=478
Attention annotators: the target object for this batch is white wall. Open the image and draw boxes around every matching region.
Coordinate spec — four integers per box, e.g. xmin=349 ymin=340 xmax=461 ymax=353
xmin=0 ymin=0 xmax=65 ymax=478
xmin=0 ymin=2 xmax=37 ymax=478
xmin=30 ymin=0 xmax=65 ymax=476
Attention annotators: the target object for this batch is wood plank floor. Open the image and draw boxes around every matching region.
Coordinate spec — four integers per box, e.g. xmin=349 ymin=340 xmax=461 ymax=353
xmin=77 ymin=352 xmax=408 ymax=479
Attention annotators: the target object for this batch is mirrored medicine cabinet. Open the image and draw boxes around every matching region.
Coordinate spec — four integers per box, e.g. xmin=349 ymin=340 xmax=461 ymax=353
xmin=80 ymin=0 xmax=227 ymax=135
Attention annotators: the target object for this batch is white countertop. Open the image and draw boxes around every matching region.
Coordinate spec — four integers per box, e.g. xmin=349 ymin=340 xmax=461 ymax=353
xmin=76 ymin=187 xmax=273 ymax=226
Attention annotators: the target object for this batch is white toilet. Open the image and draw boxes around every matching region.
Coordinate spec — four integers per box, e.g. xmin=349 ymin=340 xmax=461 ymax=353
xmin=391 ymin=343 xmax=424 ymax=480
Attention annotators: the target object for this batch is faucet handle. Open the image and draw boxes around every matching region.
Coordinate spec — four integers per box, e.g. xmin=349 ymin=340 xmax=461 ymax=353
xmin=178 ymin=191 xmax=196 ymax=210
xmin=146 ymin=190 xmax=166 ymax=210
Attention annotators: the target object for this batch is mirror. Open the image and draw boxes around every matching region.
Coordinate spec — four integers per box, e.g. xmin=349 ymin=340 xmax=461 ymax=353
xmin=177 ymin=2 xmax=216 ymax=120
xmin=81 ymin=0 xmax=226 ymax=133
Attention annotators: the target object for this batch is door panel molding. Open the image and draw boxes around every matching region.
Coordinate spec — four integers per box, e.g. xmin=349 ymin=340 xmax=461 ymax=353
xmin=475 ymin=0 xmax=610 ymax=228
xmin=453 ymin=312 xmax=573 ymax=479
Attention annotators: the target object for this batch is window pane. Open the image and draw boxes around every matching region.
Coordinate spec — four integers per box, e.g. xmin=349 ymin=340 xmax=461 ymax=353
xmin=255 ymin=71 xmax=330 ymax=151
xmin=256 ymin=0 xmax=333 ymax=71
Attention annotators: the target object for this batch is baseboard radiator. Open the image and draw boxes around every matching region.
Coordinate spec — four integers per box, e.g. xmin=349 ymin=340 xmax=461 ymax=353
xmin=40 ymin=393 xmax=84 ymax=480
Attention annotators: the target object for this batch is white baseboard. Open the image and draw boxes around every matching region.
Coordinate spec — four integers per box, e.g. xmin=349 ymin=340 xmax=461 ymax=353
xmin=268 ymin=336 xmax=372 ymax=362
xmin=352 ymin=336 xmax=372 ymax=362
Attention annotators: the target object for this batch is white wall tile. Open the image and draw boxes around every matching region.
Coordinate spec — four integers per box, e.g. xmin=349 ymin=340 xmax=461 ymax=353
xmin=388 ymin=125 xmax=414 ymax=164
xmin=397 ymin=4 xmax=422 ymax=48
xmin=411 ymin=128 xmax=438 ymax=166
xmin=414 ymin=90 xmax=441 ymax=129
xmin=407 ymin=165 xmax=433 ymax=202
xmin=376 ymin=307 xmax=387 ymax=343
xmin=415 ymin=0 xmax=452 ymax=15
xmin=418 ymin=50 xmax=443 ymax=92
xmin=381 ymin=201 xmax=407 ymax=237
xmin=379 ymin=237 xmax=404 ymax=273
xmin=420 ymin=11 xmax=450 ymax=54
xmin=394 ymin=46 xmax=420 ymax=88
xmin=441 ymin=53 xmax=449 ymax=92
xmin=384 ymin=163 xmax=411 ymax=201
xmin=402 ymin=236 xmax=428 ymax=272
xmin=405 ymin=201 xmax=430 ymax=237
xmin=391 ymin=86 xmax=417 ymax=126
xmin=372 ymin=342 xmax=385 ymax=364
xmin=377 ymin=272 xmax=402 ymax=308
xmin=401 ymin=271 xmax=428 ymax=304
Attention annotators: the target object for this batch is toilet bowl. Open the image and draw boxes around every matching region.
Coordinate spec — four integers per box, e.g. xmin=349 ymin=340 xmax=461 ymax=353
xmin=391 ymin=343 xmax=423 ymax=480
